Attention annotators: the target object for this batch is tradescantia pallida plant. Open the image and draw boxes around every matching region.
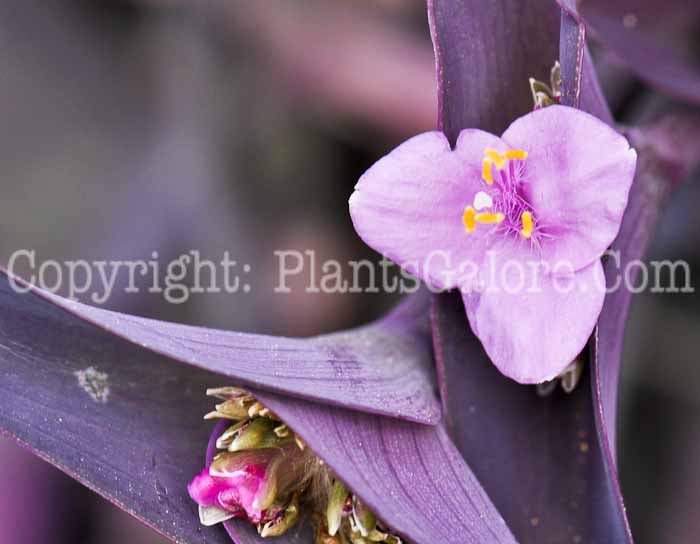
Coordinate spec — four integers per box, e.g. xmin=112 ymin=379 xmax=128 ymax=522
xmin=1 ymin=1 xmax=700 ymax=543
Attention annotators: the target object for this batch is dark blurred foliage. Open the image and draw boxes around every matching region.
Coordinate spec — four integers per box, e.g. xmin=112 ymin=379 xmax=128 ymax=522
xmin=0 ymin=2 xmax=697 ymax=543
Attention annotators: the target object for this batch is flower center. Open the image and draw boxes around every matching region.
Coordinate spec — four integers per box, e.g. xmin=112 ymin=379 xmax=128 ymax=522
xmin=463 ymin=147 xmax=534 ymax=239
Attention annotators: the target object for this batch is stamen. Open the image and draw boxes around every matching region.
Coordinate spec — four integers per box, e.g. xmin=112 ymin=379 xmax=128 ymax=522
xmin=484 ymin=149 xmax=506 ymax=169
xmin=482 ymin=157 xmax=494 ymax=185
xmin=470 ymin=148 xmax=531 ymax=238
xmin=503 ymin=149 xmax=528 ymax=160
xmin=485 ymin=148 xmax=529 ymax=169
xmin=520 ymin=211 xmax=533 ymax=238
xmin=475 ymin=212 xmax=505 ymax=224
xmin=463 ymin=206 xmax=476 ymax=233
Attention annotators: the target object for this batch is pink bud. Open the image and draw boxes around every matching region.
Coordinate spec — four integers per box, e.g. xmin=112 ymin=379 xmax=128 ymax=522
xmin=188 ymin=449 xmax=287 ymax=524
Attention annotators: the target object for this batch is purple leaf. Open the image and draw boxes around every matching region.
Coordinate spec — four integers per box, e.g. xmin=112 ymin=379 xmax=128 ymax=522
xmin=427 ymin=0 xmax=560 ymax=139
xmin=217 ymin=392 xmax=517 ymax=544
xmin=25 ymin=278 xmax=440 ymax=425
xmin=426 ymin=1 xmax=660 ymax=541
xmin=564 ymin=0 xmax=700 ymax=104
xmin=556 ymin=7 xmax=632 ymax=540
xmin=428 ymin=0 xmax=613 ymax=133
xmin=558 ymin=4 xmax=613 ymax=123
xmin=559 ymin=2 xmax=700 ymax=493
xmin=0 ymin=272 xmax=516 ymax=544
xmin=430 ymin=2 xmax=700 ymax=538
xmin=432 ymin=293 xmax=632 ymax=543
xmin=0 ymin=272 xmax=231 ymax=544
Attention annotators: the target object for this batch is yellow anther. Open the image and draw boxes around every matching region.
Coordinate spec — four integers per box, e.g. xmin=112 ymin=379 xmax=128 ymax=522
xmin=484 ymin=149 xmax=506 ymax=169
xmin=475 ymin=212 xmax=505 ymax=224
xmin=482 ymin=149 xmax=528 ymax=181
xmin=520 ymin=211 xmax=533 ymax=238
xmin=482 ymin=157 xmax=494 ymax=185
xmin=463 ymin=206 xmax=476 ymax=233
xmin=503 ymin=149 xmax=528 ymax=160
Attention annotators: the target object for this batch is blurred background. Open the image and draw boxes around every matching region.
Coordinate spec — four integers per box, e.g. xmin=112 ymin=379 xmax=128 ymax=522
xmin=0 ymin=1 xmax=697 ymax=543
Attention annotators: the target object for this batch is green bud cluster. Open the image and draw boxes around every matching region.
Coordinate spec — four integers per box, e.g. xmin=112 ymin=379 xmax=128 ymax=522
xmin=529 ymin=61 xmax=562 ymax=109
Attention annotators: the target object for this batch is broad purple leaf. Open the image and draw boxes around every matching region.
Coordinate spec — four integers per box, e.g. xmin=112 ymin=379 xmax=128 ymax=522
xmin=567 ymin=0 xmax=700 ymax=104
xmin=25 ymin=279 xmax=440 ymax=425
xmin=0 ymin=272 xmax=515 ymax=544
xmin=427 ymin=0 xmax=560 ymax=139
xmin=0 ymin=272 xmax=231 ymax=544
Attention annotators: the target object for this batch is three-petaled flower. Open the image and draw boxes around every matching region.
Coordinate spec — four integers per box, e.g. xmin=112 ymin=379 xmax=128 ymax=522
xmin=349 ymin=105 xmax=636 ymax=383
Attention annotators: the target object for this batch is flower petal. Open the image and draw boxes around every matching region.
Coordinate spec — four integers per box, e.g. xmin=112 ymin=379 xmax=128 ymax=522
xmin=5 ymin=272 xmax=439 ymax=425
xmin=349 ymin=129 xmax=506 ymax=290
xmin=188 ymin=468 xmax=226 ymax=507
xmin=463 ymin=242 xmax=606 ymax=383
xmin=502 ymin=105 xmax=637 ymax=272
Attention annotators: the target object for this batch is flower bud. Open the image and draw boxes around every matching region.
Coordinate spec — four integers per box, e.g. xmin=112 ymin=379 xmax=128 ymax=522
xmin=350 ymin=497 xmax=377 ymax=537
xmin=189 ymin=444 xmax=308 ymax=526
xmin=229 ymin=417 xmax=291 ymax=452
xmin=258 ymin=492 xmax=301 ymax=537
xmin=189 ymin=389 xmax=402 ymax=542
xmin=326 ymin=480 xmax=350 ymax=536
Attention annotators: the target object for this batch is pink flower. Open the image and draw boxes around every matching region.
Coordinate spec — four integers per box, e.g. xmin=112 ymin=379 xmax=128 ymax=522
xmin=188 ymin=448 xmax=296 ymax=525
xmin=349 ymin=105 xmax=637 ymax=383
